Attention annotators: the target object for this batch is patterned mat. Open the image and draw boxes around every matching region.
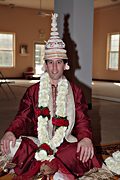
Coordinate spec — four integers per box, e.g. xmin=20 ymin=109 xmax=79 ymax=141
xmin=96 ymin=142 xmax=120 ymax=159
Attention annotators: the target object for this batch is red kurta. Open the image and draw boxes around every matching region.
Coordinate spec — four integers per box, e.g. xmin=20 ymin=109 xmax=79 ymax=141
xmin=6 ymin=82 xmax=101 ymax=179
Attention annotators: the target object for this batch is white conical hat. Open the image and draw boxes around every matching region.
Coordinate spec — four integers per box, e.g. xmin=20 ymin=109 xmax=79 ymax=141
xmin=44 ymin=13 xmax=68 ymax=60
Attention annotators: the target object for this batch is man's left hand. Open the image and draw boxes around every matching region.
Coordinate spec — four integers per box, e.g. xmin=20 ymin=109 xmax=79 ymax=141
xmin=77 ymin=138 xmax=94 ymax=163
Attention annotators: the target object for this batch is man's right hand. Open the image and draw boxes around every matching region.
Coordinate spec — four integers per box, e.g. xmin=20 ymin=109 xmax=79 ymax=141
xmin=0 ymin=131 xmax=16 ymax=155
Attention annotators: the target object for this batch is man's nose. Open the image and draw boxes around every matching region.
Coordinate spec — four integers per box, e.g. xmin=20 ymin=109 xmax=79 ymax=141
xmin=53 ymin=63 xmax=58 ymax=73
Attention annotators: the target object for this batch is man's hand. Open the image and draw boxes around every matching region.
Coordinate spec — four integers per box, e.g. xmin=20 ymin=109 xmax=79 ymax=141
xmin=77 ymin=137 xmax=94 ymax=163
xmin=0 ymin=131 xmax=16 ymax=155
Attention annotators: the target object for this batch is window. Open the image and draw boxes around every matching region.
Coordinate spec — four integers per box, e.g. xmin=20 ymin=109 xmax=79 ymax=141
xmin=107 ymin=33 xmax=120 ymax=70
xmin=34 ymin=43 xmax=45 ymax=75
xmin=0 ymin=32 xmax=15 ymax=67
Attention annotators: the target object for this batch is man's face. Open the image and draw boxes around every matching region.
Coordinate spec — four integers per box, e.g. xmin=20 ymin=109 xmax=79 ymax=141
xmin=45 ymin=59 xmax=65 ymax=81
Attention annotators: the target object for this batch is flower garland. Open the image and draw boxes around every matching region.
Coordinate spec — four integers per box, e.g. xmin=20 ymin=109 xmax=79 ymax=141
xmin=35 ymin=72 xmax=69 ymax=162
xmin=105 ymin=150 xmax=120 ymax=175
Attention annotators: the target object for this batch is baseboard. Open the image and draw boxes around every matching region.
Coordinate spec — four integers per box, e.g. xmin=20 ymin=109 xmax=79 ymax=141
xmin=88 ymin=102 xmax=92 ymax=110
xmin=92 ymin=78 xmax=120 ymax=83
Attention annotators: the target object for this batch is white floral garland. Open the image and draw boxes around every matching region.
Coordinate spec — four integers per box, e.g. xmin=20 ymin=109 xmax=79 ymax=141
xmin=35 ymin=72 xmax=68 ymax=162
xmin=105 ymin=150 xmax=120 ymax=175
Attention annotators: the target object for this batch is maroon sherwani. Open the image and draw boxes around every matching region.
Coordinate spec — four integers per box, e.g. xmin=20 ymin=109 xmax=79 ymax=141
xmin=6 ymin=82 xmax=101 ymax=179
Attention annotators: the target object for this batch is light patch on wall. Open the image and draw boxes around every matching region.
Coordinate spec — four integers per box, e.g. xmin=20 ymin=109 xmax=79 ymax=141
xmin=29 ymin=80 xmax=39 ymax=84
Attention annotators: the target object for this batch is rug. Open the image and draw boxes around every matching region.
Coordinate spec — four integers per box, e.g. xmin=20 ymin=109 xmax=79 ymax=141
xmin=95 ymin=142 xmax=120 ymax=160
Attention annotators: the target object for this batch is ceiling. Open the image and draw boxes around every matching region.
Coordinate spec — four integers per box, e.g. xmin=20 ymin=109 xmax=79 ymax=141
xmin=0 ymin=0 xmax=120 ymax=10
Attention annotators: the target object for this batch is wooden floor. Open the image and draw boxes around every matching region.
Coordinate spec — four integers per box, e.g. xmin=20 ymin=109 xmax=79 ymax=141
xmin=0 ymin=173 xmax=14 ymax=180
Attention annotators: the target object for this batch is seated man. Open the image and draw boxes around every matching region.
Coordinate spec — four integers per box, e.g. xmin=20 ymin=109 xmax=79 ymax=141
xmin=0 ymin=13 xmax=101 ymax=179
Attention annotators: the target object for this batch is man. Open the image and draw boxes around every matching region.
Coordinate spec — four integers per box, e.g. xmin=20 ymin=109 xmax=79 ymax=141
xmin=0 ymin=14 xmax=101 ymax=179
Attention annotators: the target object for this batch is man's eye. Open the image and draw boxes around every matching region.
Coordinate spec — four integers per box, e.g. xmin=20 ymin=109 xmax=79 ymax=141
xmin=48 ymin=61 xmax=53 ymax=64
xmin=57 ymin=60 xmax=62 ymax=64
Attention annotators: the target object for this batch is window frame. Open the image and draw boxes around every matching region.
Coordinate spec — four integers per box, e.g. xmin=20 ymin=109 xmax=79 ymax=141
xmin=0 ymin=32 xmax=16 ymax=68
xmin=106 ymin=32 xmax=120 ymax=71
xmin=34 ymin=42 xmax=45 ymax=75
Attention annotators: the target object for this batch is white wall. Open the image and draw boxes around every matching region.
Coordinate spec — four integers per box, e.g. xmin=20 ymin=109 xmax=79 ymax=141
xmin=54 ymin=0 xmax=94 ymax=103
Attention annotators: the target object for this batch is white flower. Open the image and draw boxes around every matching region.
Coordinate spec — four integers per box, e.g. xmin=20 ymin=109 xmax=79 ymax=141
xmin=51 ymin=127 xmax=67 ymax=148
xmin=38 ymin=117 xmax=49 ymax=144
xmin=105 ymin=151 xmax=120 ymax=175
xmin=46 ymin=155 xmax=55 ymax=161
xmin=113 ymin=150 xmax=120 ymax=161
xmin=35 ymin=150 xmax=47 ymax=161
xmin=57 ymin=95 xmax=65 ymax=102
xmin=57 ymin=110 xmax=66 ymax=117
